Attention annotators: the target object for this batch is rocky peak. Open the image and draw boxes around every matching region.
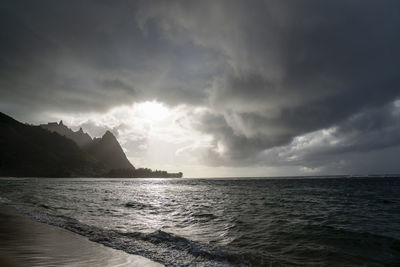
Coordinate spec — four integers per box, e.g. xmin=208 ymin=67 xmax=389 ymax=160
xmin=103 ymin=130 xmax=114 ymax=137
xmin=85 ymin=130 xmax=134 ymax=170
xmin=40 ymin=122 xmax=92 ymax=147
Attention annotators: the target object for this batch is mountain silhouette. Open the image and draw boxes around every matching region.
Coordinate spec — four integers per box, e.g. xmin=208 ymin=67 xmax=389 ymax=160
xmin=41 ymin=121 xmax=92 ymax=147
xmin=85 ymin=131 xmax=134 ymax=170
xmin=0 ymin=112 xmax=182 ymax=178
xmin=0 ymin=112 xmax=103 ymax=177
xmin=40 ymin=122 xmax=133 ymax=170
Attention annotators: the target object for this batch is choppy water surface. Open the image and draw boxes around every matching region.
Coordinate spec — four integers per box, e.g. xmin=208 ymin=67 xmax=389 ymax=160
xmin=1 ymin=177 xmax=399 ymax=266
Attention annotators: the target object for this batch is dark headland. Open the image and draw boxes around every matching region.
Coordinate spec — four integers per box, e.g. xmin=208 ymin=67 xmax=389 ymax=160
xmin=0 ymin=112 xmax=182 ymax=178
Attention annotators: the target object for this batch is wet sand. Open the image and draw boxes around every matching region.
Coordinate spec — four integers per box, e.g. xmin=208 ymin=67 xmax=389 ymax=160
xmin=0 ymin=205 xmax=163 ymax=267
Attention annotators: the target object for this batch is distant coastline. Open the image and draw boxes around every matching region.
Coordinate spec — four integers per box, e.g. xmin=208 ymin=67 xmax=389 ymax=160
xmin=0 ymin=112 xmax=182 ymax=178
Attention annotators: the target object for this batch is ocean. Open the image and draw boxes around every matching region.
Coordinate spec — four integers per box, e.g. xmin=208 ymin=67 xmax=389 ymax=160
xmin=0 ymin=177 xmax=399 ymax=266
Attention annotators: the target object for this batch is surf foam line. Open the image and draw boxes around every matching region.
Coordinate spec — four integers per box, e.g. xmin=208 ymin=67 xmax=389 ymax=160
xmin=10 ymin=204 xmax=246 ymax=267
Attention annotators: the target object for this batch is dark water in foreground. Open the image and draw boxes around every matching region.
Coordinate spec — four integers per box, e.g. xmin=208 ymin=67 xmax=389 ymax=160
xmin=0 ymin=177 xmax=399 ymax=266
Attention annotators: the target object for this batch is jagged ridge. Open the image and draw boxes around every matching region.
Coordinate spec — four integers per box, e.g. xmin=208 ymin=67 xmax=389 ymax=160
xmin=85 ymin=130 xmax=134 ymax=170
xmin=41 ymin=121 xmax=92 ymax=147
xmin=0 ymin=112 xmax=182 ymax=178
xmin=40 ymin=122 xmax=134 ymax=170
xmin=0 ymin=112 xmax=104 ymax=177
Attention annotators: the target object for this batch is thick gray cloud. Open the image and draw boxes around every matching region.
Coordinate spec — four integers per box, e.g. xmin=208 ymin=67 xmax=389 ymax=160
xmin=0 ymin=0 xmax=218 ymax=119
xmin=269 ymin=101 xmax=400 ymax=167
xmin=139 ymin=0 xmax=400 ymax=169
xmin=1 ymin=0 xmax=400 ymax=173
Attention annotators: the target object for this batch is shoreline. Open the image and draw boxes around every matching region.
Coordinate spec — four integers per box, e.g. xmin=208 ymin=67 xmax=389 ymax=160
xmin=0 ymin=204 xmax=163 ymax=267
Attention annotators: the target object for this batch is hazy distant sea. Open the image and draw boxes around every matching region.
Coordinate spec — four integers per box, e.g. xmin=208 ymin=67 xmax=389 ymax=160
xmin=0 ymin=177 xmax=399 ymax=266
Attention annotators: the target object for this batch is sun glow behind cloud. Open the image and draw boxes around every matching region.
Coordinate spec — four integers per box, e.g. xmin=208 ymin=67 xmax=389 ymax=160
xmin=135 ymin=101 xmax=170 ymax=123
xmin=43 ymin=98 xmax=400 ymax=178
xmin=47 ymin=101 xmax=216 ymax=176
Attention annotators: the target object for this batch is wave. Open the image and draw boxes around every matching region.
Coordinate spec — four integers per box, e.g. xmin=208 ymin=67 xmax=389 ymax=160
xmin=120 ymin=230 xmax=245 ymax=265
xmin=124 ymin=201 xmax=157 ymax=210
xmin=16 ymin=203 xmax=400 ymax=266
xmin=15 ymin=206 xmax=245 ymax=267
xmin=192 ymin=213 xmax=217 ymax=219
xmin=0 ymin=196 xmax=10 ymax=204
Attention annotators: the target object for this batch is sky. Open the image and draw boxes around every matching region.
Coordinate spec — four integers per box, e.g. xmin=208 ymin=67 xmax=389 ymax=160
xmin=1 ymin=0 xmax=400 ymax=177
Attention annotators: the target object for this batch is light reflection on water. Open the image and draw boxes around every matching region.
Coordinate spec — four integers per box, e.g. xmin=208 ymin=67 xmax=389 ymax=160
xmin=0 ymin=177 xmax=400 ymax=266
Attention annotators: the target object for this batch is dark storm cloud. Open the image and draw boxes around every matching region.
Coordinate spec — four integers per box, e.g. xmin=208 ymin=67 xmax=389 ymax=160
xmin=139 ymin=0 xmax=400 ymax=168
xmin=0 ymin=0 xmax=217 ymax=119
xmin=316 ymin=102 xmax=400 ymax=158
xmin=101 ymin=79 xmax=136 ymax=94
xmin=1 ymin=0 xmax=400 ymax=171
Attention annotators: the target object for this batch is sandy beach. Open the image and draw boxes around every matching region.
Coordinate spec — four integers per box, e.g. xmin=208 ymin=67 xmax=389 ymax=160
xmin=0 ymin=205 xmax=163 ymax=267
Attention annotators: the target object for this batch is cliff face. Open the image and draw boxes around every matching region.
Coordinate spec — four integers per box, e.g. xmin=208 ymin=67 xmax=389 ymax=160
xmin=41 ymin=122 xmax=134 ymax=170
xmin=0 ymin=112 xmax=182 ymax=178
xmin=40 ymin=121 xmax=92 ymax=147
xmin=0 ymin=112 xmax=103 ymax=177
xmin=84 ymin=131 xmax=134 ymax=170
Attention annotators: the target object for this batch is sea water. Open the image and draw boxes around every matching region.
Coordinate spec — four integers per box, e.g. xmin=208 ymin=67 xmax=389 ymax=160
xmin=0 ymin=177 xmax=399 ymax=266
